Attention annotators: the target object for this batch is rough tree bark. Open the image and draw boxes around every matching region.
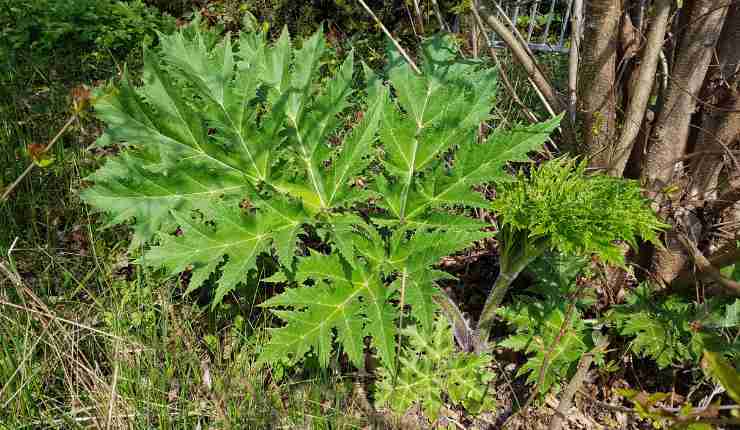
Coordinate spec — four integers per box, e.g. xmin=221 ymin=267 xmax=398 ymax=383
xmin=474 ymin=0 xmax=740 ymax=296
xmin=578 ymin=0 xmax=621 ymax=169
xmin=642 ymin=0 xmax=729 ymax=286
xmin=643 ymin=0 xmax=729 ymax=190
xmin=689 ymin=4 xmax=740 ymax=204
xmin=609 ymin=0 xmax=672 ymax=177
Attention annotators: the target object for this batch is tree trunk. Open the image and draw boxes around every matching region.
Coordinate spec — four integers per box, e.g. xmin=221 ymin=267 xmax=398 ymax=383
xmin=689 ymin=4 xmax=740 ymax=204
xmin=578 ymin=0 xmax=621 ymax=169
xmin=642 ymin=0 xmax=729 ymax=286
xmin=473 ymin=0 xmax=740 ymax=294
xmin=609 ymin=0 xmax=672 ymax=177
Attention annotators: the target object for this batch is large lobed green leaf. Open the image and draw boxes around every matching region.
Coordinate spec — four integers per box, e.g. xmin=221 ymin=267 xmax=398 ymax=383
xmin=82 ymin=20 xmax=561 ymax=371
xmin=258 ymin=252 xmax=397 ymax=369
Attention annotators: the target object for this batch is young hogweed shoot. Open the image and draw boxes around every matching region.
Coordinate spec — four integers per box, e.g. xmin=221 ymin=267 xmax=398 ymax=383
xmin=477 ymin=158 xmax=667 ymax=342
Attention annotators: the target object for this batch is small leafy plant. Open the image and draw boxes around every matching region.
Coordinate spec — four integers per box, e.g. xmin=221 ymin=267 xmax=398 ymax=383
xmin=81 ymin=19 xmax=559 ymax=371
xmin=0 ymin=0 xmax=174 ymax=65
xmin=497 ymin=253 xmax=601 ymax=396
xmin=476 ymin=158 xmax=667 ymax=340
xmin=375 ymin=314 xmax=496 ymax=423
xmin=610 ymin=286 xmax=740 ymax=368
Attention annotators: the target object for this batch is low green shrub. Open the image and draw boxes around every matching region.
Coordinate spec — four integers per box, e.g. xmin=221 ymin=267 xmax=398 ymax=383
xmin=0 ymin=0 xmax=175 ymax=68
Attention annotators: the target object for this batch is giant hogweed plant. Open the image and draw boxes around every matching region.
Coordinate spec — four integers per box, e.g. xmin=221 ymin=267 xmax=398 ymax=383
xmin=81 ymin=20 xmax=560 ymax=370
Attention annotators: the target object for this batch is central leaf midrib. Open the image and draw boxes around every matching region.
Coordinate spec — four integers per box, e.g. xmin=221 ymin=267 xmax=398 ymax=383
xmin=95 ymin=184 xmax=246 ymax=200
xmin=290 ymin=115 xmax=328 ymax=209
xmin=290 ymin=281 xmax=368 ymax=346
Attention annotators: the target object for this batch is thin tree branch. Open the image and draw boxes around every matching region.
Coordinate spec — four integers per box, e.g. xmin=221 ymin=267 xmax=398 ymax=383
xmin=673 ymin=240 xmax=740 ymax=289
xmin=411 ymin=0 xmax=424 ymax=34
xmin=471 ymin=5 xmax=539 ymax=122
xmin=356 ymin=0 xmax=421 ymax=75
xmin=1 ymin=114 xmax=77 ymax=202
xmin=431 ymin=0 xmax=449 ymax=31
xmin=473 ymin=0 xmax=564 ymax=113
xmin=677 ymin=233 xmax=740 ymax=296
xmin=609 ymin=0 xmax=672 ymax=176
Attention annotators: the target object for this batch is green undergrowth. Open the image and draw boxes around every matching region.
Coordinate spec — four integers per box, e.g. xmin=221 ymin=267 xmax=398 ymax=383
xmin=0 ymin=264 xmax=370 ymax=428
xmin=0 ymin=6 xmax=371 ymax=428
xmin=2 ymin=5 xmax=740 ymax=430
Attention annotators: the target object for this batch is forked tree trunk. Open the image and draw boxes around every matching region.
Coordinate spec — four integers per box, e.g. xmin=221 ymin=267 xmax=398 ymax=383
xmin=642 ymin=0 xmax=728 ymax=286
xmin=643 ymin=0 xmax=729 ymax=189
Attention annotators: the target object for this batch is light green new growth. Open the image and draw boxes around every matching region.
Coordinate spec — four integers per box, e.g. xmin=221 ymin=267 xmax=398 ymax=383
xmin=81 ymin=18 xmax=559 ymax=370
xmin=477 ymin=158 xmax=668 ymax=340
xmin=375 ymin=315 xmax=496 ymax=422
xmin=491 ymin=158 xmax=666 ymax=265
xmin=497 ymin=254 xmax=596 ymax=396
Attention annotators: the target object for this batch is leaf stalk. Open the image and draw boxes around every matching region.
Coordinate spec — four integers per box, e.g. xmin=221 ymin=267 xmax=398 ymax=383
xmin=477 ymin=230 xmax=548 ymax=343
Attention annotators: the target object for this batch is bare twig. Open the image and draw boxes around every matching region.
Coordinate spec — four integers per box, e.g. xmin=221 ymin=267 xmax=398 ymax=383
xmin=549 ymin=337 xmax=610 ymax=430
xmin=677 ymin=233 xmax=740 ymax=296
xmin=431 ymin=0 xmax=449 ymax=31
xmin=568 ymin=0 xmax=583 ymax=124
xmin=473 ymin=0 xmax=564 ymax=113
xmin=1 ymin=114 xmax=77 ymax=202
xmin=673 ymin=239 xmax=740 ymax=289
xmin=528 ymin=76 xmax=557 ymax=118
xmin=471 ymin=5 xmax=539 ymax=122
xmin=411 ymin=0 xmax=424 ymax=34
xmin=356 ymin=0 xmax=421 ymax=75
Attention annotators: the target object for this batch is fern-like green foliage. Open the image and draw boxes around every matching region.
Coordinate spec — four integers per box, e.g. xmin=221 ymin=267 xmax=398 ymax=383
xmin=497 ymin=253 xmax=599 ymax=395
xmin=477 ymin=157 xmax=667 ymax=341
xmin=375 ymin=315 xmax=496 ymax=422
xmin=492 ymin=157 xmax=667 ymax=265
xmin=610 ymin=285 xmax=740 ymax=369
xmin=81 ymin=18 xmax=559 ymax=370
